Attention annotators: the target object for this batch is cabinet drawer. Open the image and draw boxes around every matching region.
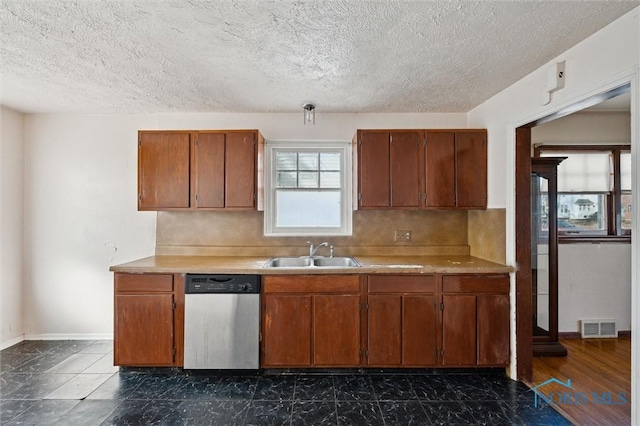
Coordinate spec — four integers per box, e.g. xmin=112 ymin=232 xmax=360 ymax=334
xmin=115 ymin=273 xmax=174 ymax=293
xmin=442 ymin=274 xmax=509 ymax=294
xmin=368 ymin=275 xmax=436 ymax=293
xmin=263 ymin=275 xmax=359 ymax=294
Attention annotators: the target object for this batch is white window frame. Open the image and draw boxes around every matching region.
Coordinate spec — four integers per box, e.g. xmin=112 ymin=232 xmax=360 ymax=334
xmin=264 ymin=140 xmax=352 ymax=237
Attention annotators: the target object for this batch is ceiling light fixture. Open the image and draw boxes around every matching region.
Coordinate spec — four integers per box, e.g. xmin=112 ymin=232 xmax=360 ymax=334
xmin=303 ymin=103 xmax=316 ymax=125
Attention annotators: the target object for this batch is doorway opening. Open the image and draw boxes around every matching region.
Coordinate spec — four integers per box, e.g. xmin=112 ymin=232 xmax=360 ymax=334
xmin=515 ymin=84 xmax=632 ymax=424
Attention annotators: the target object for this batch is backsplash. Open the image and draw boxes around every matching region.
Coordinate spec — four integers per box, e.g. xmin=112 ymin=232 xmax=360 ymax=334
xmin=468 ymin=209 xmax=506 ymax=264
xmin=156 ymin=209 xmax=470 ymax=256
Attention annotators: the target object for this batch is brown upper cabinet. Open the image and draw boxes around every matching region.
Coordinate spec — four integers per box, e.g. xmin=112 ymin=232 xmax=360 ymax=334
xmin=356 ymin=130 xmax=422 ymax=209
xmin=425 ymin=130 xmax=487 ymax=209
xmin=138 ymin=130 xmax=263 ymax=211
xmin=354 ymin=129 xmax=487 ymax=210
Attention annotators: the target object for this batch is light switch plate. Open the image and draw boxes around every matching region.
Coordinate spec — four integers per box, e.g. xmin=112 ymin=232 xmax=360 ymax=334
xmin=395 ymin=230 xmax=412 ymax=242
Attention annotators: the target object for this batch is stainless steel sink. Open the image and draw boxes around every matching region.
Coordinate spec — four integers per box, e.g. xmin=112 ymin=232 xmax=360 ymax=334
xmin=312 ymin=257 xmax=361 ymax=267
xmin=264 ymin=257 xmax=313 ymax=268
xmin=263 ymin=256 xmax=361 ymax=268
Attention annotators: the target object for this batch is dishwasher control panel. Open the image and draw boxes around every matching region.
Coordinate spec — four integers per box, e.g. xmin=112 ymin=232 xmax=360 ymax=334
xmin=185 ymin=274 xmax=261 ymax=294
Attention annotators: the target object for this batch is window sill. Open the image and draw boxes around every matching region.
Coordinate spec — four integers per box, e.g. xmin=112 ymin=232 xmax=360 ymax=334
xmin=558 ymin=236 xmax=631 ymax=244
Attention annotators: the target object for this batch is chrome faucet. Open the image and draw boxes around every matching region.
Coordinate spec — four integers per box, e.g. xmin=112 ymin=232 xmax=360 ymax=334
xmin=307 ymin=241 xmax=329 ymax=257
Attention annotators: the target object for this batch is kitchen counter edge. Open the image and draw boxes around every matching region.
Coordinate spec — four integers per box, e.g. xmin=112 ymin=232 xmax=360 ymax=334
xmin=109 ymin=255 xmax=514 ymax=275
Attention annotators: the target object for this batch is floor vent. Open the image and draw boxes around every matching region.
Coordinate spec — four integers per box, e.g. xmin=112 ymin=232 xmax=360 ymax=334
xmin=581 ymin=319 xmax=617 ymax=338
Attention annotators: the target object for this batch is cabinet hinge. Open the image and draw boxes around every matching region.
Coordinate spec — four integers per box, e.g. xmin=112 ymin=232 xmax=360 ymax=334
xmin=440 ymin=302 xmax=444 ymax=311
xmin=365 ymin=303 xmax=369 ymax=310
xmin=423 ymin=137 xmax=427 ymax=146
xmin=172 ymin=302 xmax=177 ymax=309
xmin=440 ymin=349 xmax=444 ymax=358
xmin=138 ymin=194 xmax=142 ymax=201
xmin=358 ymin=139 xmax=362 ymax=146
xmin=195 ymin=194 xmax=198 ymax=202
xmin=138 ymin=139 xmax=141 ymax=147
xmin=253 ymin=193 xmax=257 ymax=201
xmin=390 ymin=135 xmax=393 ymax=144
xmin=173 ymin=347 xmax=177 ymax=357
xmin=358 ymin=193 xmax=362 ymax=201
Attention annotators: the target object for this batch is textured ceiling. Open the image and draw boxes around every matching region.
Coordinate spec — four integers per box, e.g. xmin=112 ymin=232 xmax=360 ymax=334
xmin=0 ymin=1 xmax=637 ymax=114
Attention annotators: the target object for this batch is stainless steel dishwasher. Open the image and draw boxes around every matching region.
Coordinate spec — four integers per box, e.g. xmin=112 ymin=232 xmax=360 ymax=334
xmin=184 ymin=274 xmax=261 ymax=369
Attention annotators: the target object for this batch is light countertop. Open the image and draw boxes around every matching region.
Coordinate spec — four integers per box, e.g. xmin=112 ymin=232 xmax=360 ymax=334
xmin=110 ymin=255 xmax=513 ymax=275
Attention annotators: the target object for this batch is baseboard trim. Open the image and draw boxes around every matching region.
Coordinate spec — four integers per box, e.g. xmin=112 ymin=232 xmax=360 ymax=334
xmin=24 ymin=333 xmax=114 ymax=341
xmin=1 ymin=334 xmax=25 ymax=350
xmin=559 ymin=330 xmax=631 ymax=339
xmin=558 ymin=332 xmax=582 ymax=339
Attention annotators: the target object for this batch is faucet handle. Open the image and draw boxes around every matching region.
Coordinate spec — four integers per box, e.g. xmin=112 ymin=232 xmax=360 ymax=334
xmin=329 ymin=245 xmax=334 ymax=257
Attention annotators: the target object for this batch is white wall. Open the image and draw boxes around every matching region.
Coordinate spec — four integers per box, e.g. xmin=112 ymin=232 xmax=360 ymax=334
xmin=467 ymin=6 xmax=639 ymax=386
xmin=532 ymin=110 xmax=633 ymax=333
xmin=22 ymin=112 xmax=465 ymax=338
xmin=23 ymin=114 xmax=158 ymax=338
xmin=532 ymin=110 xmax=631 ymax=144
xmin=559 ymin=244 xmax=631 ymax=332
xmin=1 ymin=106 xmax=25 ymax=347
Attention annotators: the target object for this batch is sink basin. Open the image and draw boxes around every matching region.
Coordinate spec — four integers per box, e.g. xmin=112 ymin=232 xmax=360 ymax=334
xmin=265 ymin=257 xmax=313 ymax=268
xmin=312 ymin=257 xmax=361 ymax=267
xmin=263 ymin=256 xmax=361 ymax=268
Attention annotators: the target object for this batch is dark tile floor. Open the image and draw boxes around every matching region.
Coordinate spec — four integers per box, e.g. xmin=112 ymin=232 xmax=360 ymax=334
xmin=0 ymin=340 xmax=572 ymax=425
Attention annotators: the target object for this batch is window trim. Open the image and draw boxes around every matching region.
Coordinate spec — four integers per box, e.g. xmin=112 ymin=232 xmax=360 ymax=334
xmin=534 ymin=144 xmax=631 ymax=242
xmin=264 ymin=140 xmax=353 ymax=237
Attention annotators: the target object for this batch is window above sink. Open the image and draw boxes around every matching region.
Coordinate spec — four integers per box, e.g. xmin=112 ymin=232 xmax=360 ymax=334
xmin=263 ymin=140 xmax=353 ymax=236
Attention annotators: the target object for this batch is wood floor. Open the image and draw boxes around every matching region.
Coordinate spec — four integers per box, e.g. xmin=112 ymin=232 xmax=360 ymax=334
xmin=530 ymin=337 xmax=631 ymax=426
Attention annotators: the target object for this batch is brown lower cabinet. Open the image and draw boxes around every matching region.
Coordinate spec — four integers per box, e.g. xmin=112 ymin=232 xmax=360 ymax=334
xmin=367 ymin=275 xmax=438 ymax=367
xmin=261 ymin=275 xmax=361 ymax=367
xmin=442 ymin=274 xmax=510 ymax=366
xmin=114 ymin=273 xmax=185 ymax=367
xmin=261 ymin=273 xmax=510 ymax=369
xmin=114 ymin=272 xmax=508 ymax=369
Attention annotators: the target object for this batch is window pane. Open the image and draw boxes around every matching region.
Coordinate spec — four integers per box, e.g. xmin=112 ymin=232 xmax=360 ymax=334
xmin=276 ymin=171 xmax=297 ymax=188
xmin=320 ymin=172 xmax=341 ymax=188
xmin=276 ymin=153 xmax=297 ymax=171
xmin=275 ymin=190 xmax=341 ymax=227
xmin=543 ymin=152 xmax=611 ymax=192
xmin=622 ymin=192 xmax=632 ymax=230
xmin=298 ymin=153 xmax=319 ymax=171
xmin=298 ymin=172 xmax=318 ymax=188
xmin=320 ymin=153 xmax=341 ymax=171
xmin=621 ymin=152 xmax=632 ymax=191
xmin=557 ymin=193 xmax=607 ymax=234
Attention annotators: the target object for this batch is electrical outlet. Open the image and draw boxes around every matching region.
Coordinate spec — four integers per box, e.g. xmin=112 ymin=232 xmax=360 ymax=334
xmin=395 ymin=230 xmax=412 ymax=242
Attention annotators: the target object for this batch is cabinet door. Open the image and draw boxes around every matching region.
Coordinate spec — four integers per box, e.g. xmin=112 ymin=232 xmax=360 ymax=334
xmin=424 ymin=132 xmax=455 ymax=207
xmin=477 ymin=294 xmax=510 ymax=365
xmin=456 ymin=131 xmax=487 ymax=208
xmin=138 ymin=132 xmax=191 ymax=210
xmin=114 ymin=294 xmax=175 ymax=366
xmin=390 ymin=132 xmax=422 ymax=208
xmin=359 ymin=132 xmax=390 ymax=208
xmin=367 ymin=294 xmax=401 ymax=365
xmin=403 ymin=295 xmax=438 ymax=366
xmin=194 ymin=132 xmax=225 ymax=208
xmin=225 ymin=132 xmax=256 ymax=208
xmin=262 ymin=295 xmax=311 ymax=367
xmin=442 ymin=294 xmax=476 ymax=366
xmin=314 ymin=295 xmax=360 ymax=366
